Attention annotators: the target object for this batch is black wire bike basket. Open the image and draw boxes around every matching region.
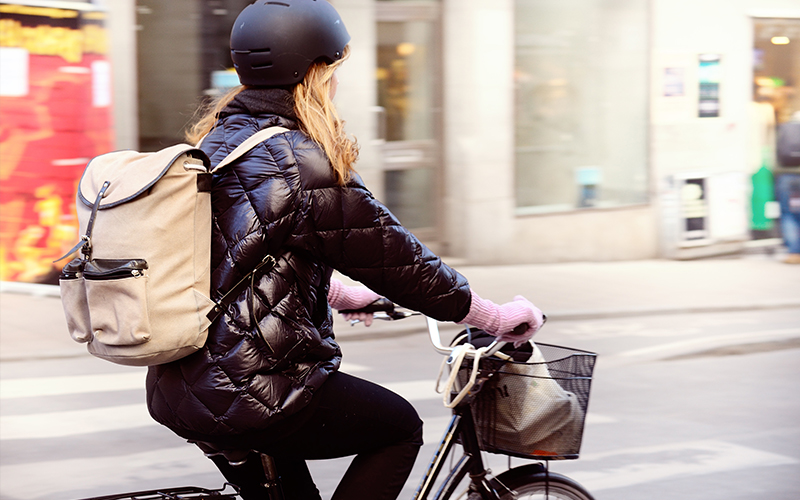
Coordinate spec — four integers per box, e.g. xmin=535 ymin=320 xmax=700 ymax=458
xmin=466 ymin=343 xmax=597 ymax=460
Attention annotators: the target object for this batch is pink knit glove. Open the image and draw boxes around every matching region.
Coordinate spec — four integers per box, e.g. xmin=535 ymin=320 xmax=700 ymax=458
xmin=460 ymin=291 xmax=544 ymax=347
xmin=328 ymin=278 xmax=383 ymax=326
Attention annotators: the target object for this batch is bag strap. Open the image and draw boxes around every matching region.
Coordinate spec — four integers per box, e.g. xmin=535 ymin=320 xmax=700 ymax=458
xmin=210 ymin=126 xmax=289 ymax=174
xmin=54 ymin=180 xmax=111 ymax=263
xmin=207 ymin=254 xmax=277 ymax=323
xmin=435 ymin=343 xmax=491 ymax=409
xmin=204 ymin=126 xmax=288 ymax=323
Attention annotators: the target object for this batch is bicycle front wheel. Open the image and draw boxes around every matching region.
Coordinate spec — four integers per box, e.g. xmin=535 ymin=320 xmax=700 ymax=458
xmin=492 ymin=469 xmax=594 ymax=500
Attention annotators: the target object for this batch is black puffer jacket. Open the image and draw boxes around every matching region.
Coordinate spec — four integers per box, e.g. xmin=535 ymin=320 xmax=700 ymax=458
xmin=146 ymin=89 xmax=471 ymax=439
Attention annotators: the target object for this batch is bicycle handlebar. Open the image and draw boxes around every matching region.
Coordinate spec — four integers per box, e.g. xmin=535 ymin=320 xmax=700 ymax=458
xmin=338 ymin=298 xmax=396 ymax=316
xmin=340 ymin=300 xmax=514 ymax=358
xmin=340 ymin=300 xmax=543 ymax=408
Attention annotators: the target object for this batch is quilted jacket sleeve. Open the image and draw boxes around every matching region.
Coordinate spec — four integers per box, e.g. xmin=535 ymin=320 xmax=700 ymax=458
xmin=285 ymin=136 xmax=471 ymax=323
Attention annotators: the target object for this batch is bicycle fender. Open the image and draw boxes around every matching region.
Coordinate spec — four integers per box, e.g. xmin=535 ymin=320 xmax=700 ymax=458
xmin=490 ymin=466 xmax=595 ymax=500
xmin=490 ymin=463 xmax=547 ymax=488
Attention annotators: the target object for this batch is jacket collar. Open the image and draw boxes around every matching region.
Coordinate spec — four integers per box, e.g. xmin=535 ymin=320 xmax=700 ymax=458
xmin=221 ymin=87 xmax=298 ymax=122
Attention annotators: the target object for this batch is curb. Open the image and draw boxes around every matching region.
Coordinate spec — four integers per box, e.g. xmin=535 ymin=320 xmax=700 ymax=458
xmin=331 ymin=301 xmax=800 ymax=342
xmin=2 ymin=282 xmax=799 ymax=324
xmin=539 ymin=301 xmax=800 ymax=322
xmin=0 ymin=281 xmax=60 ymax=297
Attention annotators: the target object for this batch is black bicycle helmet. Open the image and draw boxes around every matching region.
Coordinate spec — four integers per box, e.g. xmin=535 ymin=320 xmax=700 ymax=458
xmin=230 ymin=0 xmax=351 ymax=87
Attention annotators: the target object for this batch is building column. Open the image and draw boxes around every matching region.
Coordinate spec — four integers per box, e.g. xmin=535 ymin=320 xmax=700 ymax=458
xmin=332 ymin=0 xmax=382 ymax=199
xmin=442 ymin=0 xmax=517 ymax=262
xmin=103 ymin=0 xmax=138 ymax=150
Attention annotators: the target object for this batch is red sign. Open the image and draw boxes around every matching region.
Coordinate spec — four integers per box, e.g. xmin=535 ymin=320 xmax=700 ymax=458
xmin=0 ymin=3 xmax=113 ymax=283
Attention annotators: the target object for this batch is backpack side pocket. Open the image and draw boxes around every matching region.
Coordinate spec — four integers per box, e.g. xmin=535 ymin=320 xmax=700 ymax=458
xmin=84 ymin=259 xmax=151 ymax=346
xmin=59 ymin=258 xmax=92 ymax=343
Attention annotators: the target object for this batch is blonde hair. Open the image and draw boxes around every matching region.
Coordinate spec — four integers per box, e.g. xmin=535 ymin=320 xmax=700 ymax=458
xmin=186 ymin=46 xmax=358 ymax=185
xmin=185 ymin=86 xmax=244 ymax=146
xmin=294 ymin=46 xmax=358 ymax=184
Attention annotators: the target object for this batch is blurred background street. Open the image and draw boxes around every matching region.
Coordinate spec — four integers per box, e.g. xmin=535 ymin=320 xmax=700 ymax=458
xmin=3 ymin=0 xmax=800 ymax=278
xmin=2 ymin=0 xmax=800 ymax=499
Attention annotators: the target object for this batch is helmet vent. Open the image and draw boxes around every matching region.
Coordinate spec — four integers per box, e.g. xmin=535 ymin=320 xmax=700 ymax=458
xmin=252 ymin=62 xmax=274 ymax=69
xmin=266 ymin=1 xmax=290 ymax=6
xmin=232 ymin=48 xmax=270 ymax=55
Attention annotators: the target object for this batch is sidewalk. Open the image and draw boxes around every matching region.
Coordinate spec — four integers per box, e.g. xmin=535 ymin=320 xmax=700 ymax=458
xmin=2 ymin=255 xmax=799 ymax=362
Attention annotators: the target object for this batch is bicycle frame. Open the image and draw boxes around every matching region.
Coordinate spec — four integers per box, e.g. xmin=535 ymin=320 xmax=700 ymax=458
xmin=76 ymin=310 xmax=592 ymax=500
xmin=415 ymin=402 xmax=501 ymax=500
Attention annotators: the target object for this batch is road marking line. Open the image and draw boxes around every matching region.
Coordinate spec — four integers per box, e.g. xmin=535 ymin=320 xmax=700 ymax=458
xmin=1 ymin=372 xmax=616 ymax=440
xmin=0 ymin=445 xmax=220 ymax=500
xmin=0 ymin=362 xmax=369 ymax=400
xmin=0 ymin=378 xmax=437 ymax=441
xmin=585 ymin=413 xmax=617 ymax=424
xmin=1 ymin=438 xmax=795 ymax=499
xmin=382 ymin=379 xmax=439 ymax=402
xmin=0 ymin=372 xmax=145 ymax=400
xmin=569 ymin=440 xmax=799 ymax=491
xmin=618 ymin=328 xmax=800 ymax=358
xmin=340 ymin=361 xmax=370 ymax=372
xmin=0 ymin=404 xmax=155 ymax=440
xmin=422 ymin=415 xmax=454 ymax=444
xmin=0 ymin=379 xmax=440 ymax=440
xmin=0 ymin=406 xmax=616 ymax=441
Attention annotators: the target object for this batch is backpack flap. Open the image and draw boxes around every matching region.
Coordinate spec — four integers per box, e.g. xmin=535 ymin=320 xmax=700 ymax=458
xmin=78 ymin=146 xmax=209 ymax=209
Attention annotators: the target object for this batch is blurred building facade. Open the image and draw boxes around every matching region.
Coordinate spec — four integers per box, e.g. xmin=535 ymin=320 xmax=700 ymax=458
xmin=0 ymin=0 xmax=115 ymax=282
xmin=4 ymin=0 xmax=799 ymax=281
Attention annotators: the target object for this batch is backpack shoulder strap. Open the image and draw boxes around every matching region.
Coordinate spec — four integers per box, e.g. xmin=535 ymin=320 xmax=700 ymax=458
xmin=210 ymin=126 xmax=289 ymax=174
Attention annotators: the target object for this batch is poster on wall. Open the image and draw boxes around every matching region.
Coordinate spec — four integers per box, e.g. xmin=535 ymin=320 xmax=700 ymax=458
xmin=663 ymin=67 xmax=685 ymax=97
xmin=0 ymin=2 xmax=113 ymax=284
xmin=698 ymin=54 xmax=721 ymax=118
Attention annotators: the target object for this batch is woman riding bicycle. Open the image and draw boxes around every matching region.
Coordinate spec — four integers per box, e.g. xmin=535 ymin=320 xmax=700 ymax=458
xmin=145 ymin=1 xmax=544 ymax=499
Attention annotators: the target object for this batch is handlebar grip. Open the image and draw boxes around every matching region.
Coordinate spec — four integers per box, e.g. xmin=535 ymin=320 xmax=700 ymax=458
xmin=511 ymin=314 xmax=547 ymax=335
xmin=339 ymin=297 xmax=395 ymax=315
xmin=510 ymin=313 xmax=547 ymax=336
xmin=512 ymin=323 xmax=528 ymax=336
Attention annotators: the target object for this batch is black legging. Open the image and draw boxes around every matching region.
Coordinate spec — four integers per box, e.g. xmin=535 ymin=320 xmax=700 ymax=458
xmin=207 ymin=371 xmax=424 ymax=500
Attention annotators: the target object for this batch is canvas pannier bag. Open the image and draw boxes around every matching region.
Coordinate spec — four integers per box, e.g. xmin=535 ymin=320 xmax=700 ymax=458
xmin=482 ymin=344 xmax=585 ymax=457
xmin=59 ymin=127 xmax=288 ymax=366
xmin=437 ymin=331 xmax=593 ymax=459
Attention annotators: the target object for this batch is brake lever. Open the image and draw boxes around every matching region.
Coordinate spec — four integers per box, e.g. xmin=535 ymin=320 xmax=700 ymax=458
xmin=387 ymin=309 xmax=417 ymax=320
xmin=349 ymin=309 xmax=418 ymax=325
xmin=339 ymin=297 xmax=395 ymax=316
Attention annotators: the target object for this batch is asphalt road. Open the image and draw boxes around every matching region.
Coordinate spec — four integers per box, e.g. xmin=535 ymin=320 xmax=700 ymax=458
xmin=1 ymin=307 xmax=799 ymax=500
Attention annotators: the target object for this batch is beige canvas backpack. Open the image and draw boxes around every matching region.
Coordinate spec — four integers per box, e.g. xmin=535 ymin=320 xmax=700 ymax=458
xmin=58 ymin=127 xmax=288 ymax=366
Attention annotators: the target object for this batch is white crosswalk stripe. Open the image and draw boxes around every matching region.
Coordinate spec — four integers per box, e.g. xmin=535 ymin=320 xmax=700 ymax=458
xmin=1 ymin=403 xmax=152 ymax=440
xmin=0 ymin=362 xmax=371 ymax=400
xmin=0 ymin=372 xmax=460 ymax=499
xmin=0 ymin=371 xmax=145 ymax=400
xmin=0 ymin=376 xmax=444 ymax=441
xmin=570 ymin=440 xmax=799 ymax=491
xmin=0 ymin=446 xmax=220 ymax=499
xmin=4 ymin=369 xmax=794 ymax=500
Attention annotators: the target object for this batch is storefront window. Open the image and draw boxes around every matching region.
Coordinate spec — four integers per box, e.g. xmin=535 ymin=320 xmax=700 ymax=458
xmin=753 ymin=18 xmax=800 ymax=125
xmin=752 ymin=18 xmax=800 ymax=241
xmin=375 ymin=3 xmax=441 ymax=232
xmin=514 ymin=0 xmax=649 ymax=213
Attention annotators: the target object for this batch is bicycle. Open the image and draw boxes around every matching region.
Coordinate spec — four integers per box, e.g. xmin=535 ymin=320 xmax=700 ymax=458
xmin=77 ymin=300 xmax=597 ymax=500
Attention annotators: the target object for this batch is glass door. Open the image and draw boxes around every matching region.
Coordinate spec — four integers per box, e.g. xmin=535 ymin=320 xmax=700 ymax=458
xmin=752 ymin=17 xmax=800 ymax=239
xmin=376 ymin=2 xmax=442 ymax=239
